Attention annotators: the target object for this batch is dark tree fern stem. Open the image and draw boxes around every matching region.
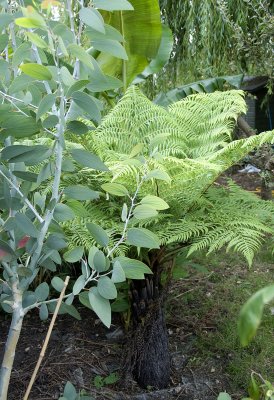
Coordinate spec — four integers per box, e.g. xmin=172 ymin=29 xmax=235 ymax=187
xmin=125 ymin=257 xmax=171 ymax=389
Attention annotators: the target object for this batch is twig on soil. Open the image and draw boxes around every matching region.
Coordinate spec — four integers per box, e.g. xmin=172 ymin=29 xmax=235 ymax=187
xmin=177 ymin=272 xmax=214 ymax=282
xmin=23 ymin=276 xmax=70 ymax=400
xmin=173 ymin=288 xmax=196 ymax=299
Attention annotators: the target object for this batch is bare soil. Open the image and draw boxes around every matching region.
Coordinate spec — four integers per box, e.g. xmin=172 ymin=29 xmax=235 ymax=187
xmin=0 ymin=297 xmax=231 ymax=400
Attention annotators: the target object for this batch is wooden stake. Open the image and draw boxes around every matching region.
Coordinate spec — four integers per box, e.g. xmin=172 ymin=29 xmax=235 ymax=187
xmin=23 ymin=276 xmax=70 ymax=400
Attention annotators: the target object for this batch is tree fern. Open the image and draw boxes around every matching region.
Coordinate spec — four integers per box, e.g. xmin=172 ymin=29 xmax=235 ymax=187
xmin=61 ymin=86 xmax=274 ymax=265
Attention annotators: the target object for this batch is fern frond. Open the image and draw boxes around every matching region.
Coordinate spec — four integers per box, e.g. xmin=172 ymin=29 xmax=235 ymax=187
xmin=60 ymin=87 xmax=274 ymax=266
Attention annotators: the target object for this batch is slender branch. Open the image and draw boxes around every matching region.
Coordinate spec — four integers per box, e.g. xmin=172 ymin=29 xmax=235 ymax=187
xmin=237 ymin=115 xmax=256 ymax=137
xmin=77 ymin=0 xmax=84 ymax=46
xmin=0 ymin=92 xmax=29 ymax=116
xmin=25 ymin=268 xmax=97 ymax=313
xmin=119 ymin=11 xmax=127 ymax=92
xmin=23 ymin=293 xmax=70 ymax=313
xmin=0 ymin=275 xmax=24 ymax=400
xmin=107 ymin=174 xmax=146 ymax=258
xmin=66 ymin=0 xmax=76 ymax=37
xmin=1 ymin=262 xmax=14 ymax=278
xmin=0 ymin=91 xmax=38 ymax=110
xmin=23 ymin=276 xmax=70 ymax=400
xmin=32 ymin=45 xmax=55 ymax=101
xmin=66 ymin=0 xmax=79 ymax=79
xmin=28 ymin=81 xmax=66 ymax=271
xmin=0 ymin=169 xmax=44 ymax=223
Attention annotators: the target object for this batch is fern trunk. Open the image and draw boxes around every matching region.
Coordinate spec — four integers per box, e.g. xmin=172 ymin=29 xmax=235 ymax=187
xmin=128 ymin=268 xmax=171 ymax=389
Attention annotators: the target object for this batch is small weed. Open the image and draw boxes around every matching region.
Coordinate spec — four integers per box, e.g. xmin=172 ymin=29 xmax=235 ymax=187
xmin=93 ymin=372 xmax=119 ymax=389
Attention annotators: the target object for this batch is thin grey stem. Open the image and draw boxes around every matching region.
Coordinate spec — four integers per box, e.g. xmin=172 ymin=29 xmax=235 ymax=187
xmin=1 ymin=262 xmax=14 ymax=278
xmin=66 ymin=0 xmax=79 ymax=78
xmin=0 ymin=169 xmax=44 ymax=223
xmin=107 ymin=174 xmax=146 ymax=258
xmin=28 ymin=80 xmax=66 ymax=271
xmin=31 ymin=44 xmax=58 ymax=114
xmin=0 ymin=91 xmax=38 ymax=110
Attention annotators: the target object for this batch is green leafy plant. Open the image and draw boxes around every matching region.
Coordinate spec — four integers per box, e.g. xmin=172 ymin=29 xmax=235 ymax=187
xmin=93 ymin=372 xmax=119 ymax=389
xmin=0 ymin=1 xmax=164 ymax=399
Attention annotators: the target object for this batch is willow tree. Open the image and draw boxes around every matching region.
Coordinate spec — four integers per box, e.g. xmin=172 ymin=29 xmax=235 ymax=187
xmin=154 ymin=0 xmax=273 ymax=92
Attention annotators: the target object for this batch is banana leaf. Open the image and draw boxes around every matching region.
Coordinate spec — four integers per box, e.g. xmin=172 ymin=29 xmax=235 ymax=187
xmin=96 ymin=0 xmax=162 ymax=87
xmin=155 ymin=75 xmax=244 ymax=106
xmin=133 ymin=24 xmax=173 ymax=84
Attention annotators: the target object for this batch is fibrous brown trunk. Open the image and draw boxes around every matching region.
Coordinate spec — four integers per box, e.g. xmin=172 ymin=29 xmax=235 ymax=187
xmin=126 ymin=271 xmax=170 ymax=389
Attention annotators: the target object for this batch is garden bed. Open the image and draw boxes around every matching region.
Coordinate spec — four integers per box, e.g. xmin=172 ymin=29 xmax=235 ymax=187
xmin=1 ymin=172 xmax=273 ymax=400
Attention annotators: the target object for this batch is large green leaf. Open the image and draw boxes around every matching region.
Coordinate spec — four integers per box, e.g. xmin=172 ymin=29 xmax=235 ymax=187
xmin=36 ymin=94 xmax=56 ymax=121
xmin=0 ymin=115 xmax=40 ymax=139
xmin=79 ymin=7 xmax=105 ymax=33
xmin=15 ymin=17 xmax=46 ymax=29
xmin=53 ymin=203 xmax=75 ymax=222
xmin=91 ymin=39 xmax=128 ymax=60
xmin=133 ymin=205 xmax=158 ymax=220
xmin=15 ymin=213 xmax=39 ymax=238
xmin=155 ymin=75 xmax=244 ymax=106
xmin=94 ymin=0 xmax=134 ymax=11
xmin=63 ymin=381 xmax=77 ymax=399
xmin=51 ymin=277 xmax=65 ymax=292
xmin=111 ymin=261 xmax=126 ymax=283
xmin=96 ymin=0 xmax=162 ymax=85
xmin=93 ymin=250 xmax=108 ymax=272
xmin=117 ymin=257 xmax=152 ymax=279
xmin=8 ymin=74 xmax=33 ymax=93
xmin=63 ymin=246 xmax=84 ymax=263
xmin=133 ymin=24 xmax=173 ymax=83
xmin=70 ymin=149 xmax=108 ymax=171
xmin=238 ymin=285 xmax=274 ymax=346
xmin=101 ymin=182 xmax=128 ymax=196
xmin=20 ymin=64 xmax=52 ymax=81
xmin=1 ymin=145 xmax=49 ymax=165
xmin=127 ymin=227 xmax=160 ymax=249
xmin=86 ymin=222 xmax=109 ymax=247
xmin=35 ymin=282 xmax=49 ymax=302
xmin=73 ymin=275 xmax=86 ymax=295
xmin=140 ymin=195 xmax=169 ymax=210
xmin=88 ymin=287 xmax=111 ymax=327
xmin=87 ymin=72 xmax=123 ymax=92
xmin=71 ymin=91 xmax=101 ymax=123
xmin=67 ymin=44 xmax=95 ymax=70
xmin=217 ymin=394 xmax=232 ymax=400
xmin=64 ymin=186 xmax=99 ymax=201
xmin=26 ymin=32 xmax=48 ymax=49
xmin=0 ymin=13 xmax=13 ymax=30
xmin=97 ymin=276 xmax=117 ymax=299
